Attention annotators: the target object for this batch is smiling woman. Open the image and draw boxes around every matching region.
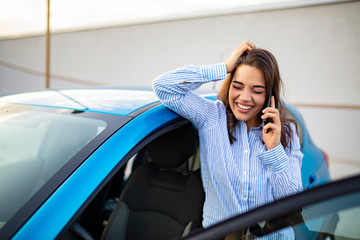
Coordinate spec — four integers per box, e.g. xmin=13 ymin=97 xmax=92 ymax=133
xmin=152 ymin=41 xmax=304 ymax=239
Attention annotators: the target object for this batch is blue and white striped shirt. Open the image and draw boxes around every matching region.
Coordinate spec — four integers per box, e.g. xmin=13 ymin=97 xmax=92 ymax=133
xmin=153 ymin=63 xmax=303 ymax=238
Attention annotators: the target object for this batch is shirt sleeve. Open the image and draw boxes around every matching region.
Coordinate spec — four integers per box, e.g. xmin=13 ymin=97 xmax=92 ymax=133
xmin=257 ymin=123 xmax=303 ymax=199
xmin=152 ymin=63 xmax=227 ymax=129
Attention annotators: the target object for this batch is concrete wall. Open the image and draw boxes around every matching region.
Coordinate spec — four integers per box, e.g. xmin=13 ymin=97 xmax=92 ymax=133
xmin=1 ymin=1 xmax=359 ymax=177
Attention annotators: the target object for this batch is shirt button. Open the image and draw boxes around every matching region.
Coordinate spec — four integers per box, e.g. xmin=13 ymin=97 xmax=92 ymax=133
xmin=244 ymin=150 xmax=249 ymax=154
xmin=267 ymin=166 xmax=272 ymax=170
xmin=243 ymin=195 xmax=247 ymax=199
xmin=243 ymin=171 xmax=247 ymax=175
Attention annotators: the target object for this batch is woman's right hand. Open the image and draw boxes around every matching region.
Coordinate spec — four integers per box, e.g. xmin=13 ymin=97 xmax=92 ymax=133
xmin=225 ymin=41 xmax=256 ymax=73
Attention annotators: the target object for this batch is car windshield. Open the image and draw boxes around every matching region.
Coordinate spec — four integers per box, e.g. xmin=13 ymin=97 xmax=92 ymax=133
xmin=0 ymin=103 xmax=107 ymax=229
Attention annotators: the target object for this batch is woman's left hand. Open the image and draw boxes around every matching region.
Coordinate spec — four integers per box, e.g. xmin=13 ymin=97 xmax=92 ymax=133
xmin=261 ymin=96 xmax=281 ymax=150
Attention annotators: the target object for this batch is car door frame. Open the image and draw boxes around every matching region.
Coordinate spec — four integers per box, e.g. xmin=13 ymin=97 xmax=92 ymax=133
xmin=182 ymin=174 xmax=360 ymax=240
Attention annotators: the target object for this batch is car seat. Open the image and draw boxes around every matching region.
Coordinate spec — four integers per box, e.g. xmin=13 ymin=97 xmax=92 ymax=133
xmin=101 ymin=124 xmax=205 ymax=240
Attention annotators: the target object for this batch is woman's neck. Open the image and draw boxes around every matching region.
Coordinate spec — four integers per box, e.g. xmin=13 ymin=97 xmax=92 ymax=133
xmin=245 ymin=118 xmax=262 ymax=133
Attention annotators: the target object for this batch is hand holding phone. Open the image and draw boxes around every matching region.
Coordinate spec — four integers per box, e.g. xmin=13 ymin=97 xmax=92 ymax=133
xmin=262 ymin=90 xmax=281 ymax=150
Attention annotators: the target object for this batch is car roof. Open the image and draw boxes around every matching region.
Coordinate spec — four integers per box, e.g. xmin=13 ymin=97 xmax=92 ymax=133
xmin=0 ymin=89 xmax=161 ymax=116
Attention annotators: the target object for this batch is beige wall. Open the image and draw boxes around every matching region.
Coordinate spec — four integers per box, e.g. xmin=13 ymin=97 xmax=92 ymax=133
xmin=1 ymin=1 xmax=359 ymax=174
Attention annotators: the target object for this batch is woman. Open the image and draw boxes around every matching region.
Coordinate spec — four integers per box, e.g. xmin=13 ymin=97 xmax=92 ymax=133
xmin=153 ymin=41 xmax=303 ymax=239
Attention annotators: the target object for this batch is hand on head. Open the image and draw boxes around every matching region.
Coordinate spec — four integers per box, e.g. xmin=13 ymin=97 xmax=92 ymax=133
xmin=225 ymin=41 xmax=256 ymax=73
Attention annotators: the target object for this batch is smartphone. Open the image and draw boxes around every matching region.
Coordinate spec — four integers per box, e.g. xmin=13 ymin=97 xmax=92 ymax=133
xmin=263 ymin=90 xmax=272 ymax=126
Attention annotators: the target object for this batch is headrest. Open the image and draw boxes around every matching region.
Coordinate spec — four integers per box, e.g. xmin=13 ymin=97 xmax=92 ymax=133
xmin=147 ymin=124 xmax=198 ymax=169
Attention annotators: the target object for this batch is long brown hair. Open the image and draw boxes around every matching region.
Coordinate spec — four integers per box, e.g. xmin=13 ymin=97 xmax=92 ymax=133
xmin=218 ymin=49 xmax=296 ymax=149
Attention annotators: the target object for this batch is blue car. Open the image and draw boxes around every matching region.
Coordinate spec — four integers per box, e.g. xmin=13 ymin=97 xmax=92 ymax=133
xmin=1 ymin=88 xmax=350 ymax=240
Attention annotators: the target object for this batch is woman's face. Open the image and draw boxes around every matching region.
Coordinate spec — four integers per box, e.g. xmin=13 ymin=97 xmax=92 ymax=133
xmin=229 ymin=64 xmax=266 ymax=129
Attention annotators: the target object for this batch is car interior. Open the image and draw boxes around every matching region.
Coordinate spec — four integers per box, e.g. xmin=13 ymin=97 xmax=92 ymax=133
xmin=60 ymin=122 xmax=205 ymax=240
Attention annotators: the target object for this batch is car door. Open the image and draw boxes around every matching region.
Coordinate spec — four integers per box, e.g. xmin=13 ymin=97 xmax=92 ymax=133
xmin=182 ymin=174 xmax=360 ymax=240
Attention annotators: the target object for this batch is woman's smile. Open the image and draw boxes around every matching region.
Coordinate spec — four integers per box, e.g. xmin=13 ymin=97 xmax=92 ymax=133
xmin=236 ymin=103 xmax=253 ymax=111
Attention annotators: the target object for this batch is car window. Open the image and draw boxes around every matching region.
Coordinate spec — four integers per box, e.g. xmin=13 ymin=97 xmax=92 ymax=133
xmin=195 ymin=188 xmax=360 ymax=240
xmin=0 ymin=103 xmax=107 ymax=229
xmin=300 ymin=191 xmax=360 ymax=239
xmin=250 ymin=190 xmax=360 ymax=240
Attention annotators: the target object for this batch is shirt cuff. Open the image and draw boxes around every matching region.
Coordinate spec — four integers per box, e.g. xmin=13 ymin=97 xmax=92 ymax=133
xmin=200 ymin=63 xmax=227 ymax=83
xmin=258 ymin=144 xmax=289 ymax=172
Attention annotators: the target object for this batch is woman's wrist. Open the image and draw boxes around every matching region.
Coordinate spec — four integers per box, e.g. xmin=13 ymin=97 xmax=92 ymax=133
xmin=200 ymin=63 xmax=228 ymax=82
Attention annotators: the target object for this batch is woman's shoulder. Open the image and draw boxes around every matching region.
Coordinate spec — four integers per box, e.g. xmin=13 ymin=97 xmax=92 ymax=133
xmin=213 ymin=98 xmax=227 ymax=116
xmin=197 ymin=98 xmax=227 ymax=130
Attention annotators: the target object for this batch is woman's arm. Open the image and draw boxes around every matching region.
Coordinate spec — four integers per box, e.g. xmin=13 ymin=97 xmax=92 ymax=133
xmin=153 ymin=41 xmax=256 ymax=129
xmin=260 ymin=95 xmax=303 ymax=198
xmin=258 ymin=124 xmax=303 ymax=199
xmin=152 ymin=64 xmax=227 ymax=129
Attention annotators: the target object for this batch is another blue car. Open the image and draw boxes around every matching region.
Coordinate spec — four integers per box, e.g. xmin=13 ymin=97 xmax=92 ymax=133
xmin=0 ymin=88 xmax=348 ymax=240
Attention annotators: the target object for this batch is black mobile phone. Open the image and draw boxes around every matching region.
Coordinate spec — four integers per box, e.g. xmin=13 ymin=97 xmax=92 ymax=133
xmin=263 ymin=90 xmax=272 ymax=126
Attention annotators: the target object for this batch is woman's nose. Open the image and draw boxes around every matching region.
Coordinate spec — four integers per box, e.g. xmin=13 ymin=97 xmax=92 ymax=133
xmin=238 ymin=90 xmax=251 ymax=101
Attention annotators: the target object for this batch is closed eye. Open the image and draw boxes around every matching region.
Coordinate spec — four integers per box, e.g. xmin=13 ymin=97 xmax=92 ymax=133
xmin=232 ymin=80 xmax=243 ymax=90
xmin=253 ymin=85 xmax=266 ymax=94
xmin=232 ymin=85 xmax=242 ymax=90
xmin=253 ymin=90 xmax=265 ymax=94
